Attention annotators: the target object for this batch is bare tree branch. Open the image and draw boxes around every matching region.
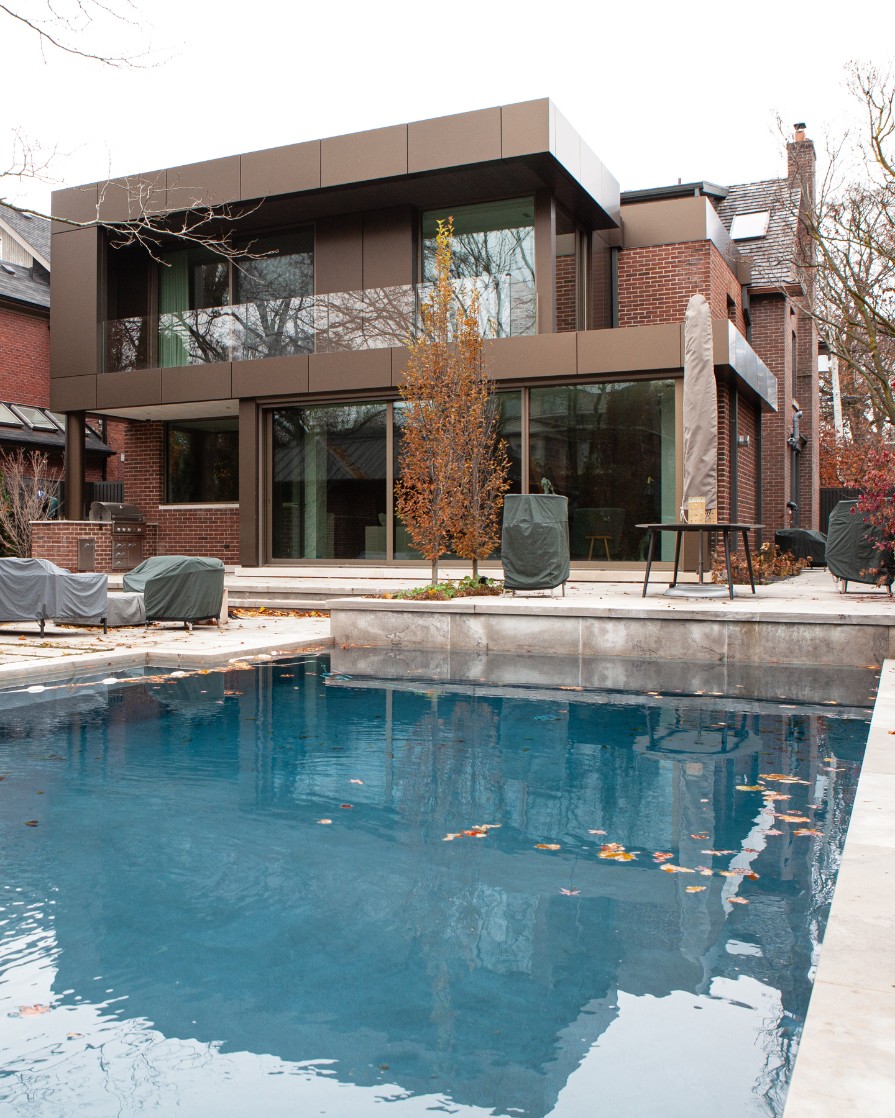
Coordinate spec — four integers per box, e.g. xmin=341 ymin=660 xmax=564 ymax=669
xmin=0 ymin=0 xmax=151 ymax=67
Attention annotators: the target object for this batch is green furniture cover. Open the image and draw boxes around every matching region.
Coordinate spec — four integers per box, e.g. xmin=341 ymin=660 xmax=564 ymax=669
xmin=501 ymin=494 xmax=570 ymax=590
xmin=826 ymin=501 xmax=894 ymax=589
xmin=123 ymin=555 xmax=225 ymax=622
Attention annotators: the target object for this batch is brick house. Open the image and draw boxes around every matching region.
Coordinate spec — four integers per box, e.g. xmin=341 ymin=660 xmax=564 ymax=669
xmin=0 ymin=203 xmax=118 ymax=510
xmin=40 ymin=101 xmax=817 ymax=573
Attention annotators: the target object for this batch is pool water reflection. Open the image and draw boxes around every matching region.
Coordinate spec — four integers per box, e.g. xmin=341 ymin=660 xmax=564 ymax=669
xmin=0 ymin=658 xmax=870 ymax=1117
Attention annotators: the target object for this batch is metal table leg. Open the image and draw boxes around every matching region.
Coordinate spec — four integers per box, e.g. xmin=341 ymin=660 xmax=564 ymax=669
xmin=723 ymin=529 xmax=735 ymax=599
xmin=670 ymin=529 xmax=683 ymax=588
xmin=641 ymin=529 xmax=657 ymax=597
xmin=741 ymin=529 xmax=756 ymax=593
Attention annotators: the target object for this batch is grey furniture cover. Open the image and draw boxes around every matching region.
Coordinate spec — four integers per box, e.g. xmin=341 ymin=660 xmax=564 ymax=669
xmin=501 ymin=494 xmax=570 ymax=590
xmin=826 ymin=500 xmax=894 ymax=588
xmin=774 ymin=528 xmax=827 ymax=566
xmin=123 ymin=555 xmax=225 ymax=622
xmin=71 ymin=591 xmax=147 ymax=628
xmin=0 ymin=557 xmax=107 ymax=623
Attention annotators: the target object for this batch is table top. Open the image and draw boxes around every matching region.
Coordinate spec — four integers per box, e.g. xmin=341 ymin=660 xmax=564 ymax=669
xmin=636 ymin=522 xmax=763 ymax=531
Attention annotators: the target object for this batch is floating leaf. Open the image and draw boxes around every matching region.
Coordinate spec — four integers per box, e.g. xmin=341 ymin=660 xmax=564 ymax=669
xmin=66 ymin=1032 xmax=84 ymax=1039
xmin=701 ymin=849 xmax=735 ymax=856
xmin=777 ymin=814 xmax=811 ymax=823
xmin=690 ymin=832 xmax=709 ymax=840
xmin=19 ymin=1004 xmax=50 ymax=1015
xmin=761 ymin=774 xmax=810 ymax=784
xmin=762 ymin=791 xmax=791 ymax=801
xmin=443 ymin=833 xmax=459 ymax=842
xmin=349 ymin=779 xmax=364 ymax=785
xmin=24 ymin=820 xmax=38 ymax=827
xmin=728 ymin=897 xmax=749 ymax=905
xmin=685 ymin=886 xmax=707 ymax=893
xmin=588 ymin=829 xmax=607 ymax=835
xmin=317 ymin=818 xmax=333 ymax=825
xmin=340 ymin=804 xmax=353 ymax=809
xmin=737 ymin=784 xmax=765 ymax=792
xmin=559 ymin=887 xmax=580 ymax=896
xmin=765 ymin=828 xmax=783 ymax=836
xmin=661 ymin=864 xmax=695 ymax=874
xmin=653 ymin=852 xmax=674 ymax=862
xmin=696 ymin=867 xmax=714 ymax=876
xmin=794 ymin=828 xmax=823 ymax=836
xmin=535 ymin=843 xmax=561 ymax=851
xmin=720 ymin=869 xmax=760 ymax=879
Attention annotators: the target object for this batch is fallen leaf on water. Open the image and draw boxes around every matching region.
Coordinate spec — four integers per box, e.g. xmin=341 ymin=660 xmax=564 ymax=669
xmin=761 ymin=774 xmax=810 ymax=784
xmin=340 ymin=804 xmax=353 ymax=809
xmin=598 ymin=843 xmax=637 ymax=861
xmin=690 ymin=832 xmax=709 ymax=840
xmin=558 ymin=686 xmax=583 ymax=691
xmin=728 ymin=897 xmax=750 ymax=905
xmin=588 ymin=829 xmax=607 ymax=835
xmin=765 ymin=829 xmax=783 ymax=836
xmin=777 ymin=814 xmax=811 ymax=823
xmin=720 ymin=869 xmax=760 ymax=879
xmin=685 ymin=886 xmax=707 ymax=893
xmin=701 ymin=849 xmax=736 ymax=856
xmin=67 ymin=1032 xmax=83 ymax=1039
xmin=443 ymin=833 xmax=459 ymax=842
xmin=24 ymin=820 xmax=38 ymax=827
xmin=349 ymin=779 xmax=364 ymax=785
xmin=535 ymin=843 xmax=561 ymax=851
xmin=696 ymin=867 xmax=714 ymax=876
xmin=762 ymin=792 xmax=791 ymax=801
xmin=461 ymin=829 xmax=488 ymax=838
xmin=737 ymin=784 xmax=765 ymax=792
xmin=823 ymin=700 xmax=839 ymax=705
xmin=661 ymin=864 xmax=695 ymax=874
xmin=560 ymin=887 xmax=580 ymax=896
xmin=794 ymin=828 xmax=823 ymax=836
xmin=317 ymin=818 xmax=333 ymax=825
xmin=653 ymin=852 xmax=674 ymax=862
xmin=19 ymin=1004 xmax=50 ymax=1016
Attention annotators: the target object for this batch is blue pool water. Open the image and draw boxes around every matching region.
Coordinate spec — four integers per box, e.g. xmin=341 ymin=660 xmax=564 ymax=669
xmin=0 ymin=657 xmax=869 ymax=1117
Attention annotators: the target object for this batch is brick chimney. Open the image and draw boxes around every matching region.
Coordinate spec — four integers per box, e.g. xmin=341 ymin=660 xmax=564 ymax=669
xmin=787 ymin=122 xmax=816 ymax=207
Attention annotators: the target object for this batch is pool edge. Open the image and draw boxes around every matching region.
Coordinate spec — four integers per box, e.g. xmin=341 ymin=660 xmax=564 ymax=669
xmin=783 ymin=659 xmax=895 ymax=1116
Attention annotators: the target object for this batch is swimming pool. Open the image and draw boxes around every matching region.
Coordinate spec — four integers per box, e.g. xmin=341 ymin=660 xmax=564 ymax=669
xmin=0 ymin=656 xmax=870 ymax=1117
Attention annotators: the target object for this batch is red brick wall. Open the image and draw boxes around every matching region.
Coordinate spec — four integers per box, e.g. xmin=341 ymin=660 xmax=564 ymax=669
xmin=31 ymin=520 xmax=159 ymax=571
xmin=0 ymin=306 xmax=50 ymax=406
xmin=737 ymin=397 xmax=759 ymax=530
xmin=123 ymin=422 xmax=165 ymax=517
xmin=556 ymin=254 xmax=577 ymax=332
xmin=617 ymin=241 xmax=745 ymax=331
xmin=750 ymin=294 xmax=792 ymax=533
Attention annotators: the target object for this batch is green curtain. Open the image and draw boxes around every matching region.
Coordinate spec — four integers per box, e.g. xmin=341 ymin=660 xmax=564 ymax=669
xmin=159 ymin=251 xmax=190 ymax=368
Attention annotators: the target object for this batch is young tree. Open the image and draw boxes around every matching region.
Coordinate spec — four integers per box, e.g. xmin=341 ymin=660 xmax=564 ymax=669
xmin=395 ymin=218 xmax=509 ymax=584
xmin=0 ymin=449 xmax=60 ymax=557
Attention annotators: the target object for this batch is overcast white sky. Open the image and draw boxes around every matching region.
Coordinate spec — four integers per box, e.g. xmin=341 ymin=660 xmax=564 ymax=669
xmin=3 ymin=0 xmax=894 ymax=215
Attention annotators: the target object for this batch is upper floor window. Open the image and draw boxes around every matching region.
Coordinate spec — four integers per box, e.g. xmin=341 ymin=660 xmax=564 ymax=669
xmin=422 ymin=199 xmax=536 ymax=337
xmin=158 ymin=230 xmax=314 ymax=367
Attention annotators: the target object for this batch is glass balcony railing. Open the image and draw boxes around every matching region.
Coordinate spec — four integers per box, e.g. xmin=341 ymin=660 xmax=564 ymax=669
xmin=104 ymin=276 xmax=537 ymax=373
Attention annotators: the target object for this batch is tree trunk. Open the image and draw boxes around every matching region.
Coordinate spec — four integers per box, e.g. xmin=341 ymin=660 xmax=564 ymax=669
xmin=431 ymin=558 xmax=438 ymax=586
xmin=471 ymin=556 xmax=479 ymax=580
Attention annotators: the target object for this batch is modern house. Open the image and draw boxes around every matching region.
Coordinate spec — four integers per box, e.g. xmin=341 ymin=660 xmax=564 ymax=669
xmin=41 ymin=100 xmax=817 ymax=572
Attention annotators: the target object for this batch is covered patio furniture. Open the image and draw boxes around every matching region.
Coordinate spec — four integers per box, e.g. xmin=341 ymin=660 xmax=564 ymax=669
xmin=826 ymin=500 xmax=894 ymax=593
xmin=0 ymin=557 xmax=107 ymax=634
xmin=122 ymin=555 xmax=225 ymax=626
xmin=501 ymin=494 xmax=569 ymax=592
xmin=774 ymin=528 xmax=827 ymax=566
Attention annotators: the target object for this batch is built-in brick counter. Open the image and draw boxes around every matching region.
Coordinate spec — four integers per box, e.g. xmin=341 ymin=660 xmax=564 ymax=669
xmin=31 ymin=520 xmax=159 ymax=573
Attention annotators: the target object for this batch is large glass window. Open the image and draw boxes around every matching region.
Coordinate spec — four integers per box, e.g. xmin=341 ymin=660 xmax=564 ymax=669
xmin=529 ymin=381 xmax=677 ymax=562
xmin=166 ymin=418 xmax=239 ymax=503
xmin=158 ymin=231 xmax=314 ymax=367
xmin=272 ymin=404 xmax=388 ymax=560
xmin=422 ymin=199 xmax=536 ymax=337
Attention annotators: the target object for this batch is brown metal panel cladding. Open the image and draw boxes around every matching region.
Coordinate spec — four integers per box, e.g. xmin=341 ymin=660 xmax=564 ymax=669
xmin=487 ymin=333 xmax=578 ymax=381
xmin=534 ymin=191 xmax=556 ymax=334
xmin=308 ymin=349 xmax=391 ymax=394
xmin=576 ymin=323 xmax=684 ymax=374
xmin=408 ymin=107 xmax=502 ymax=174
xmin=391 ymin=346 xmax=411 ymax=388
xmin=95 ymin=172 xmax=167 ymax=221
xmin=620 ymin=197 xmax=708 ymax=249
xmin=238 ymin=398 xmax=260 ymax=566
xmin=161 ymin=363 xmax=232 ymax=404
xmin=64 ymin=412 xmax=86 ymax=520
xmin=233 ymin=355 xmax=310 ymax=398
xmin=315 ymin=214 xmax=363 ymax=295
xmin=320 ymin=124 xmax=408 ymax=189
xmin=51 ymin=184 xmax=99 ymax=234
xmin=96 ymin=369 xmax=162 ymax=409
xmin=501 ymin=100 xmax=551 ymax=158
xmin=362 ymin=209 xmax=414 ymax=289
xmin=165 ymin=156 xmax=241 ymax=212
xmin=51 ymin=375 xmax=98 ymax=412
xmin=240 ymin=141 xmax=322 ymax=201
xmin=550 ymin=104 xmax=582 ymax=182
xmin=50 ymin=227 xmax=100 ymax=380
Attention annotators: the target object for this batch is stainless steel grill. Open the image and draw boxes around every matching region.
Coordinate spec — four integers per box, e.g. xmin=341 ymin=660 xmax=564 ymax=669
xmin=89 ymin=502 xmax=146 ymax=570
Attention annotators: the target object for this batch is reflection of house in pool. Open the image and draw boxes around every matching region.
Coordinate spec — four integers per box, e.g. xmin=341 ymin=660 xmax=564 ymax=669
xmin=12 ymin=662 xmax=859 ymax=1116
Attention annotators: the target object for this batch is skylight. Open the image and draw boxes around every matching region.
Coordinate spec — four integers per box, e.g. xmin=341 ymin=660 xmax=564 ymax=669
xmin=11 ymin=405 xmax=58 ymax=431
xmin=0 ymin=404 xmax=22 ymax=427
xmin=730 ymin=211 xmax=770 ymax=240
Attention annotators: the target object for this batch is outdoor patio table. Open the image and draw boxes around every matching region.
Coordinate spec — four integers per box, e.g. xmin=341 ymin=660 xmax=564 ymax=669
xmin=637 ymin=523 xmax=762 ymax=600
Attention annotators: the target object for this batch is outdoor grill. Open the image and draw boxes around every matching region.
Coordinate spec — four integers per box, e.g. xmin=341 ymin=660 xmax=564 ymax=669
xmin=88 ymin=502 xmax=146 ymax=570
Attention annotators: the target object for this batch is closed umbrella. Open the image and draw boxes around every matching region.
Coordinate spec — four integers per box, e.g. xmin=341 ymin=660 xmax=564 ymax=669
xmin=681 ymin=293 xmax=717 ymax=521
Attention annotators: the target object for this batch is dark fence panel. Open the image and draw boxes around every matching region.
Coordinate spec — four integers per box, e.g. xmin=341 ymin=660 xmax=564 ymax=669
xmin=54 ymin=480 xmax=125 ymax=519
xmin=820 ymin=487 xmax=861 ymax=533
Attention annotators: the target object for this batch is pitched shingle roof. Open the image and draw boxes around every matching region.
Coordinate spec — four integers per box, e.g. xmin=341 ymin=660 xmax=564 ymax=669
xmin=0 ymin=203 xmax=50 ymax=265
xmin=0 ymin=259 xmax=49 ymax=310
xmin=717 ymin=179 xmax=800 ymax=289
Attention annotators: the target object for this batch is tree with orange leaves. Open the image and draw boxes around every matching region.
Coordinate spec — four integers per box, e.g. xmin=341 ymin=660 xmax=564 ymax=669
xmin=395 ymin=218 xmax=509 ymax=584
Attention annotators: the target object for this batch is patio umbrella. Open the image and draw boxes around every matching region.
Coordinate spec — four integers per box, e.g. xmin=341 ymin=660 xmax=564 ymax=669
xmin=681 ymin=293 xmax=717 ymax=520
